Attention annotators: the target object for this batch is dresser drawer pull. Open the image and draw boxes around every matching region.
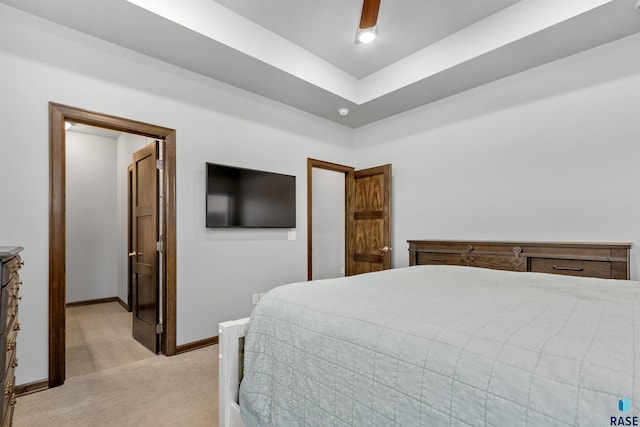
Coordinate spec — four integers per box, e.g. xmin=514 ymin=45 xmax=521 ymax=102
xmin=553 ymin=265 xmax=584 ymax=272
xmin=429 ymin=258 xmax=447 ymax=262
xmin=4 ymin=381 xmax=12 ymax=397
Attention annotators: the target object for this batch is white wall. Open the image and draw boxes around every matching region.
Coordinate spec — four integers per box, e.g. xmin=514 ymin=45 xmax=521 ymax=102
xmin=354 ymin=32 xmax=640 ymax=279
xmin=65 ymin=132 xmax=119 ymax=303
xmin=0 ymin=4 xmax=353 ymax=385
xmin=312 ymin=168 xmax=345 ymax=280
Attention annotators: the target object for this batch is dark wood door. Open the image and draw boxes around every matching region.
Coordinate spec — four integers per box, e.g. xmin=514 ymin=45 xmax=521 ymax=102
xmin=130 ymin=142 xmax=160 ymax=353
xmin=127 ymin=163 xmax=133 ymax=312
xmin=346 ymin=164 xmax=392 ymax=275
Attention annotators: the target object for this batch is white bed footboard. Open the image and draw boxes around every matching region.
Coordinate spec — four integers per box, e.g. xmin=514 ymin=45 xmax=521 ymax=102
xmin=219 ymin=317 xmax=250 ymax=427
xmin=218 ymin=317 xmax=249 ymax=427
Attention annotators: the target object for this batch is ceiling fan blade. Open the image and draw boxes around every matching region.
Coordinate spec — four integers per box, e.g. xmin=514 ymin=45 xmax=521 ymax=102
xmin=359 ymin=0 xmax=380 ymax=29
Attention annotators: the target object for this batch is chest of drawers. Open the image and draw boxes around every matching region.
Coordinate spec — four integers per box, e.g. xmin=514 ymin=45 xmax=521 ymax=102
xmin=0 ymin=247 xmax=23 ymax=427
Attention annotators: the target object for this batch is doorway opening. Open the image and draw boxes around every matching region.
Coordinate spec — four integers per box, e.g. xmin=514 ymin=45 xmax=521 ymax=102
xmin=64 ymin=125 xmax=155 ymax=379
xmin=49 ymin=103 xmax=177 ymax=388
xmin=65 ymin=126 xmax=147 ymax=311
xmin=307 ymin=159 xmax=353 ymax=281
xmin=307 ymin=158 xmax=393 ymax=280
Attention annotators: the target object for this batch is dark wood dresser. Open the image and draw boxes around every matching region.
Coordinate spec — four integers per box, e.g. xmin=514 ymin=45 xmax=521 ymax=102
xmin=0 ymin=247 xmax=22 ymax=427
xmin=408 ymin=240 xmax=631 ymax=280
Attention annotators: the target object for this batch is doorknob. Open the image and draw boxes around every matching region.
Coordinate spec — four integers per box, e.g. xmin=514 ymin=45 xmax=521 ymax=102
xmin=128 ymin=252 xmax=144 ymax=257
xmin=378 ymin=246 xmax=392 ymax=253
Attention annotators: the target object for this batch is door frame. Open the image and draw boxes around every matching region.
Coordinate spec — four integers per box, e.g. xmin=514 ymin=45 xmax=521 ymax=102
xmin=49 ymin=102 xmax=178 ymax=388
xmin=306 ymin=158 xmax=354 ymax=281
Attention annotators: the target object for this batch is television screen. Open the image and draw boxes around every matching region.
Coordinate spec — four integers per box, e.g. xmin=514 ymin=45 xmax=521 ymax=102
xmin=206 ymin=163 xmax=296 ymax=228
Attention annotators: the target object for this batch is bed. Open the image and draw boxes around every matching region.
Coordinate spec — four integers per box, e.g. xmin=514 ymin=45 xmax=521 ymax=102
xmin=219 ymin=241 xmax=638 ymax=427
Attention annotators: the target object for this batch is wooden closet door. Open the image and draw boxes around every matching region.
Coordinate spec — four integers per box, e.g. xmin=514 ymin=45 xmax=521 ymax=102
xmin=130 ymin=141 xmax=160 ymax=353
xmin=346 ymin=164 xmax=392 ymax=275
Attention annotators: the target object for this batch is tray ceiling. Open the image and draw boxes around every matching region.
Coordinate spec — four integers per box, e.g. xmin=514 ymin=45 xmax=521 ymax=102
xmin=2 ymin=0 xmax=640 ymax=127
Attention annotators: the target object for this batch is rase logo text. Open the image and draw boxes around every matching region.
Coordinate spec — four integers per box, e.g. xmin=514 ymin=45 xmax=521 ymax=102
xmin=612 ymin=398 xmax=637 ymax=426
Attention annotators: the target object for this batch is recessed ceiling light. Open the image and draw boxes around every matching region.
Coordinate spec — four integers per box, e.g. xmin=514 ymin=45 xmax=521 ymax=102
xmin=356 ymin=26 xmax=377 ymax=44
xmin=338 ymin=108 xmax=350 ymax=116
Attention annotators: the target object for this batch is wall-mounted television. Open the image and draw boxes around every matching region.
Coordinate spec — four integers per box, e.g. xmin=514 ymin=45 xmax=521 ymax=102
xmin=206 ymin=162 xmax=296 ymax=228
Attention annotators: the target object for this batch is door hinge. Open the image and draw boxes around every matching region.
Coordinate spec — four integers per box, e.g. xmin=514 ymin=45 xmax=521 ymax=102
xmin=156 ymin=240 xmax=163 ymax=252
xmin=156 ymin=323 xmax=163 ymax=334
xmin=156 ymin=159 xmax=163 ymax=170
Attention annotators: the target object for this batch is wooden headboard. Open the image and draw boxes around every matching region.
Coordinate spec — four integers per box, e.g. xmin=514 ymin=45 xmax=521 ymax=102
xmin=408 ymin=240 xmax=632 ymax=280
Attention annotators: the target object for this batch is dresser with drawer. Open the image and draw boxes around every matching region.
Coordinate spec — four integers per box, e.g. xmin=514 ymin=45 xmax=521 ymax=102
xmin=408 ymin=240 xmax=631 ymax=280
xmin=0 ymin=247 xmax=22 ymax=427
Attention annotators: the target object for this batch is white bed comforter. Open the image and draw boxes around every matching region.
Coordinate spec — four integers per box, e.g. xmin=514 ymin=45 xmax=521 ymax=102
xmin=239 ymin=265 xmax=640 ymax=426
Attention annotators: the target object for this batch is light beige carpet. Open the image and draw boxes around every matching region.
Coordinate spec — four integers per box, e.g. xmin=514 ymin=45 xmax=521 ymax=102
xmin=14 ymin=345 xmax=218 ymax=427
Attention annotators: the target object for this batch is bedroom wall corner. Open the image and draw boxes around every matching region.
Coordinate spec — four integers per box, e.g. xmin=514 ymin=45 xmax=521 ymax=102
xmin=353 ymin=32 xmax=640 ymax=280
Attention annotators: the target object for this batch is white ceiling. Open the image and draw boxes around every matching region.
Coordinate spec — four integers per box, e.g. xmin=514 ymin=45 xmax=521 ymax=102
xmin=3 ymin=0 xmax=640 ymax=128
xmin=213 ymin=0 xmax=521 ymax=79
xmin=67 ymin=124 xmax=123 ymax=139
